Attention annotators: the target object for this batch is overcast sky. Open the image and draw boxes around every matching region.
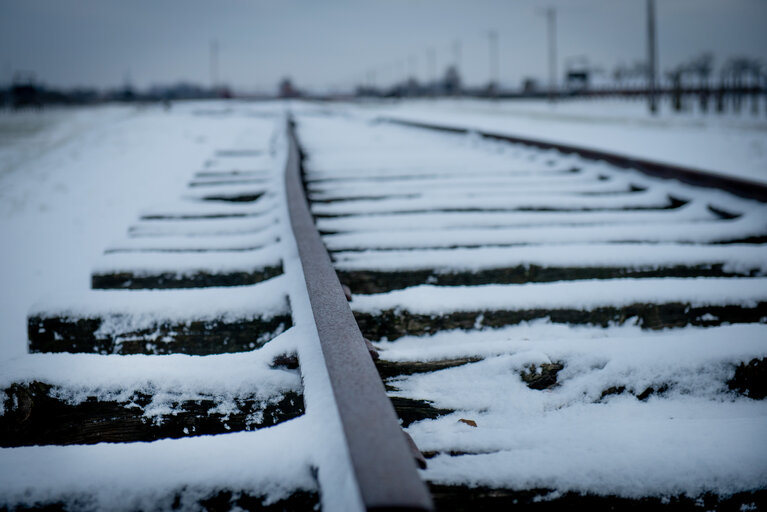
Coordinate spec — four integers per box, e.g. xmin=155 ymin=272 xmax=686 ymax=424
xmin=1 ymin=0 xmax=765 ymax=93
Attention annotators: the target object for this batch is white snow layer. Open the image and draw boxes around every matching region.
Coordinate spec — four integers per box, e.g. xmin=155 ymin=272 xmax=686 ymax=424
xmin=30 ymin=276 xmax=289 ymax=327
xmin=106 ymin=226 xmax=280 ymax=252
xmin=351 ymin=278 xmax=767 ymax=314
xmin=93 ymin=244 xmax=283 ymax=276
xmin=0 ymin=418 xmax=318 ymax=511
xmin=310 ymin=174 xmax=636 ymax=200
xmin=0 ymin=328 xmax=303 ymax=410
xmin=317 ymin=201 xmax=718 ymax=233
xmin=380 ymin=323 xmax=767 ymax=497
xmin=311 ymin=187 xmax=676 ymax=215
xmin=322 ymin=216 xmax=765 ymax=249
xmin=334 ymin=243 xmax=767 ymax=274
xmin=127 ymin=213 xmax=279 ymax=237
xmin=139 ymin=195 xmax=277 ymax=218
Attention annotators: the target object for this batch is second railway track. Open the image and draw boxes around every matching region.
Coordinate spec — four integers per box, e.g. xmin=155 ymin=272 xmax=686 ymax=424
xmin=1 ymin=104 xmax=766 ymax=511
xmin=297 ymin=111 xmax=767 ymax=510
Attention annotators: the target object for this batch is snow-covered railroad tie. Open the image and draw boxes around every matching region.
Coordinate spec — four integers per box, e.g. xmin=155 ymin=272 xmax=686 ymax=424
xmin=296 ymin=113 xmax=767 ymax=510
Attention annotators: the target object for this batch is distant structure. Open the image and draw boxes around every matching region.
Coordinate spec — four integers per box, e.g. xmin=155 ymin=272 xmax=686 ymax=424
xmin=148 ymin=82 xmax=226 ymax=100
xmin=278 ymin=77 xmax=300 ymax=98
xmin=647 ymin=0 xmax=658 ymax=113
xmin=564 ymin=57 xmax=589 ymax=93
xmin=564 ymin=56 xmax=603 ymax=94
xmin=10 ymin=71 xmax=41 ymax=109
xmin=442 ymin=66 xmax=462 ymax=96
xmin=114 ymin=84 xmax=136 ymax=102
xmin=354 ymin=66 xmax=465 ymax=98
xmin=521 ymin=77 xmax=541 ymax=95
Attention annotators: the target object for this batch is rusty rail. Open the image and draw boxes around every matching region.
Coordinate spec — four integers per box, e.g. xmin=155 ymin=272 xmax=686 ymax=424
xmin=284 ymin=118 xmax=434 ymax=511
xmin=380 ymin=117 xmax=767 ymax=203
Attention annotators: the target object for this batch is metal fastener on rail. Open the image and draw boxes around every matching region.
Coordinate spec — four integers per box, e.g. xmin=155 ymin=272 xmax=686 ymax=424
xmin=284 ymin=117 xmax=434 ymax=511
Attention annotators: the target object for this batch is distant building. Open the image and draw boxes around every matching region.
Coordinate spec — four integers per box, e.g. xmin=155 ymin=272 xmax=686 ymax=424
xmin=522 ymin=77 xmax=540 ymax=95
xmin=11 ymin=72 xmax=41 ymax=109
xmin=565 ymin=70 xmax=589 ymax=92
xmin=278 ymin=78 xmax=300 ymax=98
xmin=443 ymin=66 xmax=462 ymax=95
xmin=565 ymin=57 xmax=590 ymax=93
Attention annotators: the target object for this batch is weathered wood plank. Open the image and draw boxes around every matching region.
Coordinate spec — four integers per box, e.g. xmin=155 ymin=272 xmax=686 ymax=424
xmin=28 ymin=314 xmax=292 ymax=355
xmin=339 ymin=264 xmax=756 ymax=294
xmin=0 ymin=381 xmax=304 ymax=447
xmin=428 ymin=484 xmax=766 ymax=511
xmin=355 ymin=303 xmax=767 ymax=341
xmin=92 ymin=265 xmax=283 ymax=290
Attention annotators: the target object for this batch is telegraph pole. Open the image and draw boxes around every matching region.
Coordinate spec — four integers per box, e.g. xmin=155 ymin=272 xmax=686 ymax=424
xmin=408 ymin=54 xmax=417 ymax=80
xmin=545 ymin=8 xmax=557 ymax=101
xmin=487 ymin=30 xmax=499 ymax=93
xmin=210 ymin=39 xmax=219 ymax=91
xmin=453 ymin=39 xmax=462 ymax=75
xmin=427 ymin=47 xmax=437 ymax=88
xmin=647 ymin=0 xmax=658 ymax=114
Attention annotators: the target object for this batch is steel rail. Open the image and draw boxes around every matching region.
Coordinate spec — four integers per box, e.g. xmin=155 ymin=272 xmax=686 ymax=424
xmin=284 ymin=118 xmax=434 ymax=512
xmin=380 ymin=117 xmax=767 ymax=203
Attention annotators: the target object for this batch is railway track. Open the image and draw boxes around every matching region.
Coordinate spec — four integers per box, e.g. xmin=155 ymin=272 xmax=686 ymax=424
xmin=297 ymin=113 xmax=767 ymax=510
xmin=1 ymin=106 xmax=766 ymax=511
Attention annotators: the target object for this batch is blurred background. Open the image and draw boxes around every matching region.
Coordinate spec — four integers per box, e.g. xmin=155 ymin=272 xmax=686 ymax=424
xmin=1 ymin=0 xmax=766 ymax=109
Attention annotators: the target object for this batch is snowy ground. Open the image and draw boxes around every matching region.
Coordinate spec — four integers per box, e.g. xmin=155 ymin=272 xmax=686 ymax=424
xmin=1 ymin=99 xmax=765 ymax=509
xmin=351 ymin=97 xmax=767 ymax=185
xmin=0 ymin=101 xmax=362 ymax=511
xmin=0 ymin=102 xmax=275 ymax=359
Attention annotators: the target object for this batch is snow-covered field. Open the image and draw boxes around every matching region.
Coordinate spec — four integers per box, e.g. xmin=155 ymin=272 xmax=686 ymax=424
xmin=355 ymin=97 xmax=767 ymax=185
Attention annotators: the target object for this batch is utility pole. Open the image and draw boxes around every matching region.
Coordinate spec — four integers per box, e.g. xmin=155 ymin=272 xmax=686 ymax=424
xmin=210 ymin=39 xmax=219 ymax=91
xmin=408 ymin=54 xmax=417 ymax=80
xmin=427 ymin=47 xmax=437 ymax=87
xmin=545 ymin=8 xmax=557 ymax=101
xmin=647 ymin=0 xmax=658 ymax=114
xmin=453 ymin=39 xmax=463 ymax=96
xmin=487 ymin=30 xmax=499 ymax=94
xmin=453 ymin=39 xmax=462 ymax=75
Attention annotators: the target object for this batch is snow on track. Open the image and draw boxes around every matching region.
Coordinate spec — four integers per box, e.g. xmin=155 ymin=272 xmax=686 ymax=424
xmin=93 ymin=244 xmax=283 ymax=277
xmin=0 ymin=104 xmax=355 ymax=511
xmin=350 ymin=277 xmax=767 ymax=314
xmin=29 ymin=277 xmax=290 ymax=326
xmin=318 ymin=200 xmax=717 ymax=232
xmin=322 ymin=215 xmax=766 ymax=249
xmin=0 ymin=416 xmax=319 ymax=512
xmin=139 ymin=195 xmax=277 ymax=219
xmin=333 ymin=243 xmax=767 ymax=274
xmin=127 ymin=213 xmax=279 ymax=237
xmin=311 ymin=187 xmax=677 ymax=215
xmin=106 ymin=227 xmax=280 ymax=252
xmin=296 ymin=111 xmax=767 ymax=505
